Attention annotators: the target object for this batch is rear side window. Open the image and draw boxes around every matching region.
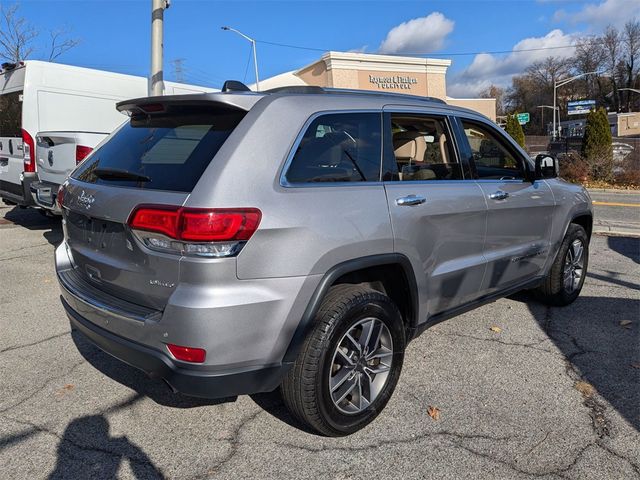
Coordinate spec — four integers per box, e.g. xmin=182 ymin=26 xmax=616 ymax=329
xmin=285 ymin=113 xmax=382 ymax=183
xmin=72 ymin=108 xmax=245 ymax=192
xmin=0 ymin=91 xmax=23 ymax=137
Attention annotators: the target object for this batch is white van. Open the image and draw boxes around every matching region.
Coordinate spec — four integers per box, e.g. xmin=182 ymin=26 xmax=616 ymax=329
xmin=0 ymin=60 xmax=215 ymax=211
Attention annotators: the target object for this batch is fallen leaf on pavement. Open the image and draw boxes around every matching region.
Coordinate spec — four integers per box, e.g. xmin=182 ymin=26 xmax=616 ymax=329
xmin=619 ymin=320 xmax=632 ymax=328
xmin=489 ymin=326 xmax=502 ymax=333
xmin=631 ymin=363 xmax=640 ymax=370
xmin=574 ymin=381 xmax=595 ymax=398
xmin=55 ymin=384 xmax=75 ymax=398
xmin=427 ymin=405 xmax=441 ymax=420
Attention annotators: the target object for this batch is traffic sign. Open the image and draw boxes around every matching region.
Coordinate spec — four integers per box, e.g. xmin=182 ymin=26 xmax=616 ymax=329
xmin=516 ymin=113 xmax=530 ymax=125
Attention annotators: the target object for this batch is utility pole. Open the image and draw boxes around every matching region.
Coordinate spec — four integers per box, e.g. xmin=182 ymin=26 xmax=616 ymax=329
xmin=150 ymin=0 xmax=170 ymax=96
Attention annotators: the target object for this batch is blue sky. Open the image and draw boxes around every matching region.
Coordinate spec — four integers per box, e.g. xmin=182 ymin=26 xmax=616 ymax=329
xmin=10 ymin=0 xmax=640 ymax=95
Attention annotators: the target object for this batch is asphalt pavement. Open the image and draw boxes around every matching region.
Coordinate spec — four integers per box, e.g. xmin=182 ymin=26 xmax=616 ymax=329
xmin=0 ymin=205 xmax=638 ymax=480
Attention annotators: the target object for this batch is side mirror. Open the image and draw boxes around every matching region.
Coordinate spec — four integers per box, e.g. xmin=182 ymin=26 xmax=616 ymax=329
xmin=535 ymin=154 xmax=558 ymax=179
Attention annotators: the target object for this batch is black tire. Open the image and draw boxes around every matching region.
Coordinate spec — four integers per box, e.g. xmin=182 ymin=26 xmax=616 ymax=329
xmin=281 ymin=284 xmax=406 ymax=436
xmin=536 ymin=223 xmax=589 ymax=306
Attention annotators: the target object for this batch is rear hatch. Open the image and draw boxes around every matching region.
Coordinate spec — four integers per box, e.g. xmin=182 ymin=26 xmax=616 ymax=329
xmin=61 ymin=95 xmax=257 ymax=310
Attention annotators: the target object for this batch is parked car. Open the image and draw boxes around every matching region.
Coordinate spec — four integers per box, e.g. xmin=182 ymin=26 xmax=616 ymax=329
xmin=56 ymin=85 xmax=593 ymax=436
xmin=0 ymin=60 xmax=213 ymax=212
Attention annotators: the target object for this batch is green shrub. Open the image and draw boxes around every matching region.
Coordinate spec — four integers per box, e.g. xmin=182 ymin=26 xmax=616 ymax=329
xmin=582 ymin=107 xmax=613 ymax=182
xmin=505 ymin=114 xmax=526 ymax=149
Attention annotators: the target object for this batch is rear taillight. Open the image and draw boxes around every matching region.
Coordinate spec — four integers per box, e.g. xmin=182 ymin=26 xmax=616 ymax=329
xmin=167 ymin=344 xmax=206 ymax=363
xmin=56 ymin=185 xmax=64 ymax=208
xmin=22 ymin=129 xmax=35 ymax=173
xmin=75 ymin=145 xmax=93 ymax=164
xmin=128 ymin=206 xmax=261 ymax=257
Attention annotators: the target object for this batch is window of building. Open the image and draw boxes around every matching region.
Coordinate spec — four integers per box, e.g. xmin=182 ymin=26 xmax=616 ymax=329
xmin=285 ymin=113 xmax=382 ymax=183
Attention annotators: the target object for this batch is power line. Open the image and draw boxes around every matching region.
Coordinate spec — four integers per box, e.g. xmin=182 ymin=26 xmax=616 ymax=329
xmin=242 ymin=44 xmax=253 ymax=83
xmin=255 ymin=39 xmax=604 ymax=58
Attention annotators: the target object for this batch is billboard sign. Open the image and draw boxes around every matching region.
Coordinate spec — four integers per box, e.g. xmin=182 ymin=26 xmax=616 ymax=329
xmin=567 ymin=100 xmax=596 ymax=115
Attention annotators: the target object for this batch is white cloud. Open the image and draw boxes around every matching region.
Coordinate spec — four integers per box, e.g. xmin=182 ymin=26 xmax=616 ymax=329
xmin=448 ymin=29 xmax=576 ymax=97
xmin=348 ymin=46 xmax=368 ymax=54
xmin=379 ymin=12 xmax=454 ymax=54
xmin=554 ymin=0 xmax=640 ymax=30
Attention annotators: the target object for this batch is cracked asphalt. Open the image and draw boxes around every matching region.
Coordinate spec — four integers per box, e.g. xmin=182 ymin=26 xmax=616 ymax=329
xmin=0 ymin=204 xmax=638 ymax=480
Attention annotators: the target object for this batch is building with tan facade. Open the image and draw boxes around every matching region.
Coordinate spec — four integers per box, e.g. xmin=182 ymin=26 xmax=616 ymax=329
xmin=258 ymin=51 xmax=496 ymax=121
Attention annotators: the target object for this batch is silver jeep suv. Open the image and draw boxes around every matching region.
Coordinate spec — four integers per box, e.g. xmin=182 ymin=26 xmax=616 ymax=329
xmin=56 ymin=85 xmax=592 ymax=436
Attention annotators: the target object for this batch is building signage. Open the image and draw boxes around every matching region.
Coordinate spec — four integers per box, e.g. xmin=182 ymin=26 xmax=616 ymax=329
xmin=368 ymin=74 xmax=418 ymax=90
xmin=567 ymin=100 xmax=596 ymax=115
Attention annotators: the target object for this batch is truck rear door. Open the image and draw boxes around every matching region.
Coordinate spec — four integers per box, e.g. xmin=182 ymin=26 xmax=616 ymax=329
xmin=34 ymin=132 xmax=107 ymax=208
xmin=0 ymin=89 xmax=25 ymax=199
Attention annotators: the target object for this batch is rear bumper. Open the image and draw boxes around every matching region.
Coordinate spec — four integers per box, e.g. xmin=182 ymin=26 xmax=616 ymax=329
xmin=62 ymin=297 xmax=286 ymax=398
xmin=0 ymin=173 xmax=36 ymax=206
xmin=30 ymin=180 xmax=61 ymax=214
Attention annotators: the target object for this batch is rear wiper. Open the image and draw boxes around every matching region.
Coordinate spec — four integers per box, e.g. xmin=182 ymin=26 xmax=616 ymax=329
xmin=93 ymin=168 xmax=150 ymax=182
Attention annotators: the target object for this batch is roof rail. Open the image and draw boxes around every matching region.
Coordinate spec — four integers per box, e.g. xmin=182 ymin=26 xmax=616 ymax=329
xmin=323 ymin=88 xmax=447 ymax=104
xmin=264 ymin=85 xmax=325 ymax=94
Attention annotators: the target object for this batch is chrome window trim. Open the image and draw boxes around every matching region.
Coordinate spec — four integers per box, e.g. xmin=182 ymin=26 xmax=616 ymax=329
xmin=279 ymin=109 xmax=384 ymax=188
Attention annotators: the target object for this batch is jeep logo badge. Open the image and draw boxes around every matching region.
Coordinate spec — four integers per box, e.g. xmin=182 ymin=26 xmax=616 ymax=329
xmin=77 ymin=190 xmax=95 ymax=210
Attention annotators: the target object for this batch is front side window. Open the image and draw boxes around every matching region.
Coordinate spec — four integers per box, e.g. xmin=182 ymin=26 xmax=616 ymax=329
xmin=285 ymin=113 xmax=382 ymax=183
xmin=461 ymin=120 xmax=524 ymax=180
xmin=388 ymin=114 xmax=462 ymax=181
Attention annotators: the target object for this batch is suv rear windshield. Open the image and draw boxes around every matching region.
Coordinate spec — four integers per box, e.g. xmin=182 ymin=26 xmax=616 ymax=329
xmin=0 ymin=91 xmax=23 ymax=137
xmin=72 ymin=107 xmax=245 ymax=192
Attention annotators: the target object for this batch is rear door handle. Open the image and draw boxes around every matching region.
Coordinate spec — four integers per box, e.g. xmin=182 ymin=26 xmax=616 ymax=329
xmin=396 ymin=195 xmax=426 ymax=206
xmin=489 ymin=190 xmax=509 ymax=200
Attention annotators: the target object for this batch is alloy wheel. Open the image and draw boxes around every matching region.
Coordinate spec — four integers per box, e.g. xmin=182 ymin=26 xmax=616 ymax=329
xmin=328 ymin=317 xmax=393 ymax=415
xmin=563 ymin=239 xmax=585 ymax=293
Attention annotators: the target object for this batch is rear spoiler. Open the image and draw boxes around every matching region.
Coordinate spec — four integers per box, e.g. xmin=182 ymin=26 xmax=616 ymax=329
xmin=116 ymin=92 xmax=263 ymax=116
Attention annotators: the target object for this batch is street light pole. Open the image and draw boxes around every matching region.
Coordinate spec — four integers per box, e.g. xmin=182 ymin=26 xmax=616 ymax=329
xmin=537 ymin=105 xmax=559 ymax=136
xmin=221 ymin=26 xmax=260 ymax=91
xmin=552 ymin=70 xmax=603 ymax=140
xmin=150 ymin=0 xmax=170 ymax=96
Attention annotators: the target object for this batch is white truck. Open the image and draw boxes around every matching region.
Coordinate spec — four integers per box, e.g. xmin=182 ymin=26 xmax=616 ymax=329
xmin=0 ymin=60 xmax=214 ymax=212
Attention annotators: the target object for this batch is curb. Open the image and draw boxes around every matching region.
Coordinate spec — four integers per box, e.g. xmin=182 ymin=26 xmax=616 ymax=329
xmin=593 ymin=220 xmax=640 ymax=238
xmin=587 ymin=188 xmax=640 ymax=195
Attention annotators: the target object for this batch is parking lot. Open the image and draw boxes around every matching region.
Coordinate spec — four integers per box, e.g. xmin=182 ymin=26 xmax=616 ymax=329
xmin=0 ymin=205 xmax=638 ymax=480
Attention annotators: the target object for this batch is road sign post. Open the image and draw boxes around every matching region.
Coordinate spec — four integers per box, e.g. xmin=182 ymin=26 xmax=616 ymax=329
xmin=516 ymin=113 xmax=530 ymax=125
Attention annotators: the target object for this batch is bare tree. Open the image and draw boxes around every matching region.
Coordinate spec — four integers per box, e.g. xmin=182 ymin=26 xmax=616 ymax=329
xmin=479 ymin=84 xmax=506 ymax=117
xmin=574 ymin=35 xmax=607 ymax=102
xmin=0 ymin=3 xmax=80 ymax=64
xmin=602 ymin=26 xmax=622 ymax=112
xmin=48 ymin=27 xmax=81 ymax=61
xmin=622 ymin=20 xmax=640 ymax=112
xmin=0 ymin=3 xmax=37 ymax=63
